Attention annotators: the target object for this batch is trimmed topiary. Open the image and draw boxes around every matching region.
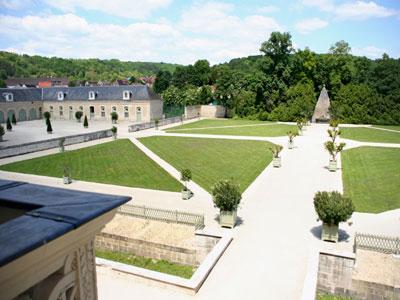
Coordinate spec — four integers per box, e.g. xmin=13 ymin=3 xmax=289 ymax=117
xmin=6 ymin=118 xmax=12 ymax=131
xmin=75 ymin=111 xmax=83 ymax=122
xmin=83 ymin=115 xmax=88 ymax=128
xmin=211 ymin=180 xmax=242 ymax=212
xmin=0 ymin=124 xmax=5 ymax=141
xmin=314 ymin=191 xmax=354 ymax=226
xmin=12 ymin=113 xmax=17 ymax=125
xmin=180 ymin=168 xmax=192 ymax=191
xmin=43 ymin=111 xmax=51 ymax=120
xmin=111 ymin=112 xmax=118 ymax=123
xmin=47 ymin=119 xmax=53 ymax=133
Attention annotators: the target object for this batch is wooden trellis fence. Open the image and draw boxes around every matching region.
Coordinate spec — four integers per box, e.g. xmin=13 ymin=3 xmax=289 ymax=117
xmin=354 ymin=232 xmax=400 ymax=255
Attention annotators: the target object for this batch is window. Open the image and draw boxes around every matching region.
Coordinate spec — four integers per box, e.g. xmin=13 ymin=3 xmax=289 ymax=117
xmin=49 ymin=106 xmax=53 ymax=113
xmin=124 ymin=106 xmax=129 ymax=118
xmin=59 ymin=106 xmax=63 ymax=116
xmin=136 ymin=107 xmax=142 ymax=112
xmin=101 ymin=106 xmax=105 ymax=117
xmin=4 ymin=93 xmax=13 ymax=102
xmin=69 ymin=106 xmax=73 ymax=111
xmin=123 ymin=90 xmax=130 ymax=100
xmin=57 ymin=91 xmax=64 ymax=101
xmin=89 ymin=91 xmax=96 ymax=100
xmin=112 ymin=106 xmax=116 ymax=112
xmin=79 ymin=106 xmax=83 ymax=111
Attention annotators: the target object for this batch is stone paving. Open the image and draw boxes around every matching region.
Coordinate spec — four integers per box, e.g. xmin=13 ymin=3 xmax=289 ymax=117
xmin=1 ymin=119 xmax=399 ymax=300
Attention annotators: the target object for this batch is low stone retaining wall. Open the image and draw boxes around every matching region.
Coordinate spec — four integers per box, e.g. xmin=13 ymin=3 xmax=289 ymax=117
xmin=95 ymin=231 xmax=219 ymax=267
xmin=185 ymin=105 xmax=226 ymax=119
xmin=0 ymin=129 xmax=113 ymax=158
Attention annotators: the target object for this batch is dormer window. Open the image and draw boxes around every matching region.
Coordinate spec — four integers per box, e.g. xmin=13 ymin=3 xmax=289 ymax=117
xmin=89 ymin=91 xmax=96 ymax=100
xmin=57 ymin=91 xmax=64 ymax=101
xmin=4 ymin=93 xmax=13 ymax=102
xmin=123 ymin=90 xmax=131 ymax=100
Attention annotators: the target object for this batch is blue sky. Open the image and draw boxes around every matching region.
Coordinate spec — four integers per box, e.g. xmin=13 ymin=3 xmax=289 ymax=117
xmin=0 ymin=0 xmax=399 ymax=64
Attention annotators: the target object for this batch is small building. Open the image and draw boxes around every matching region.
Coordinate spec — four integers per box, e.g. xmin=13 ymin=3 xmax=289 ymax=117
xmin=0 ymin=179 xmax=130 ymax=300
xmin=312 ymin=85 xmax=331 ymax=123
xmin=5 ymin=77 xmax=69 ymax=88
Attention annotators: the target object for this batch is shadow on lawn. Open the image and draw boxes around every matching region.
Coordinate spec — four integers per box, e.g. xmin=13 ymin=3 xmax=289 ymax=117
xmin=310 ymin=225 xmax=350 ymax=243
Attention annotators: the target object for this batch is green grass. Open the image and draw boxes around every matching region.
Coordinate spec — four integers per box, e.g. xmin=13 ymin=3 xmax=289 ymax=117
xmin=372 ymin=125 xmax=400 ymax=131
xmin=167 ymin=118 xmax=270 ymax=130
xmin=341 ymin=147 xmax=400 ymax=213
xmin=96 ymin=250 xmax=195 ymax=279
xmin=139 ymin=136 xmax=274 ymax=193
xmin=317 ymin=294 xmax=353 ymax=300
xmin=340 ymin=127 xmax=400 ymax=143
xmin=0 ymin=139 xmax=182 ymax=192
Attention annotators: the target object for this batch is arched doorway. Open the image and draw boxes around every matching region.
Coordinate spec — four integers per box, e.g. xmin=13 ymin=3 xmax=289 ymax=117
xmin=19 ymin=109 xmax=27 ymax=121
xmin=29 ymin=108 xmax=37 ymax=120
xmin=0 ymin=111 xmax=4 ymax=123
xmin=7 ymin=110 xmax=15 ymax=121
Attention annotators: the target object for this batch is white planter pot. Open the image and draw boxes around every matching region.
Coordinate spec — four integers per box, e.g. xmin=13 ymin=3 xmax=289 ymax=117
xmin=182 ymin=189 xmax=192 ymax=200
xmin=63 ymin=176 xmax=72 ymax=184
xmin=273 ymin=157 xmax=281 ymax=168
xmin=329 ymin=160 xmax=337 ymax=172
xmin=288 ymin=141 xmax=294 ymax=149
xmin=219 ymin=210 xmax=237 ymax=228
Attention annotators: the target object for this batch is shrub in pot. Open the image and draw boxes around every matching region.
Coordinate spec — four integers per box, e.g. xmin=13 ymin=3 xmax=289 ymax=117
xmin=111 ymin=112 xmax=119 ymax=124
xmin=43 ymin=111 xmax=51 ymax=120
xmin=154 ymin=118 xmax=160 ymax=130
xmin=325 ymin=141 xmax=345 ymax=172
xmin=12 ymin=113 xmax=17 ymax=125
xmin=83 ymin=115 xmax=89 ymax=128
xmin=63 ymin=165 xmax=72 ymax=184
xmin=297 ymin=119 xmax=304 ymax=135
xmin=6 ymin=118 xmax=12 ymax=131
xmin=47 ymin=119 xmax=53 ymax=134
xmin=180 ymin=168 xmax=192 ymax=200
xmin=287 ymin=131 xmax=297 ymax=149
xmin=212 ymin=180 xmax=242 ymax=228
xmin=59 ymin=137 xmax=65 ymax=152
xmin=270 ymin=145 xmax=283 ymax=168
xmin=75 ymin=111 xmax=83 ymax=122
xmin=111 ymin=126 xmax=117 ymax=140
xmin=0 ymin=124 xmax=5 ymax=141
xmin=314 ymin=191 xmax=354 ymax=242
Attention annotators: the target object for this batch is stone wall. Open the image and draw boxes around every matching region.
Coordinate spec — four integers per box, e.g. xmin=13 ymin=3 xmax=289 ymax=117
xmin=200 ymin=105 xmax=226 ymax=118
xmin=185 ymin=105 xmax=201 ymax=119
xmin=0 ymin=102 xmax=43 ymax=123
xmin=0 ymin=129 xmax=112 ymax=158
xmin=95 ymin=232 xmax=220 ymax=267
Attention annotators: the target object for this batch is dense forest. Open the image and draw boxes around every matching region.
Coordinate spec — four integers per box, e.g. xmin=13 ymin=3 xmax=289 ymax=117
xmin=155 ymin=32 xmax=400 ymax=125
xmin=1 ymin=32 xmax=399 ymax=124
xmin=0 ymin=51 xmax=179 ymax=85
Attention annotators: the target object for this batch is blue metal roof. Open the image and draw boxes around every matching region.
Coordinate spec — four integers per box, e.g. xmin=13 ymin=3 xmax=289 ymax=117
xmin=0 ymin=179 xmax=131 ymax=267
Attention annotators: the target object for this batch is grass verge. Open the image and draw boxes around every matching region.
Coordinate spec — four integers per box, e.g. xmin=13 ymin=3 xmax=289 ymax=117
xmin=96 ymin=250 xmax=195 ymax=279
xmin=340 ymin=127 xmax=400 ymax=143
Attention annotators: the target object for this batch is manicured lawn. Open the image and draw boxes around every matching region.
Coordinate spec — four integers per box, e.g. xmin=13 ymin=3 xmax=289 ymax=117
xmin=372 ymin=125 xmax=400 ymax=131
xmin=139 ymin=136 xmax=274 ymax=193
xmin=96 ymin=250 xmax=195 ymax=279
xmin=341 ymin=147 xmax=400 ymax=213
xmin=340 ymin=127 xmax=400 ymax=143
xmin=0 ymin=139 xmax=182 ymax=192
xmin=167 ymin=118 xmax=270 ymax=130
xmin=317 ymin=294 xmax=353 ymax=300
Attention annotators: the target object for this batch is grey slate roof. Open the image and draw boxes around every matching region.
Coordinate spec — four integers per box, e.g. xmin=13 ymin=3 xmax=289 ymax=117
xmin=0 ymin=85 xmax=161 ymax=102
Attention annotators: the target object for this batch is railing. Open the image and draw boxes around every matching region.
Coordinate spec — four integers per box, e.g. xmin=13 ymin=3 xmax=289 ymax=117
xmin=128 ymin=115 xmax=197 ymax=132
xmin=117 ymin=204 xmax=205 ymax=230
xmin=354 ymin=232 xmax=400 ymax=255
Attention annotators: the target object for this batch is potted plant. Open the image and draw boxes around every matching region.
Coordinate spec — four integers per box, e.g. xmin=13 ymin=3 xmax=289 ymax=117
xmin=111 ymin=126 xmax=117 ymax=140
xmin=314 ymin=191 xmax=354 ymax=242
xmin=111 ymin=112 xmax=118 ymax=124
xmin=59 ymin=137 xmax=65 ymax=152
xmin=287 ymin=131 xmax=297 ymax=149
xmin=0 ymin=124 xmax=5 ymax=141
xmin=12 ymin=113 xmax=17 ymax=125
xmin=43 ymin=111 xmax=51 ymax=120
xmin=297 ymin=120 xmax=304 ymax=135
xmin=270 ymin=145 xmax=283 ymax=168
xmin=325 ymin=141 xmax=345 ymax=171
xmin=6 ymin=118 xmax=12 ymax=132
xmin=75 ymin=111 xmax=83 ymax=123
xmin=63 ymin=165 xmax=72 ymax=184
xmin=83 ymin=115 xmax=89 ymax=128
xmin=327 ymin=119 xmax=341 ymax=143
xmin=212 ymin=180 xmax=242 ymax=228
xmin=302 ymin=117 xmax=309 ymax=130
xmin=154 ymin=118 xmax=160 ymax=130
xmin=47 ymin=118 xmax=53 ymax=134
xmin=180 ymin=168 xmax=192 ymax=200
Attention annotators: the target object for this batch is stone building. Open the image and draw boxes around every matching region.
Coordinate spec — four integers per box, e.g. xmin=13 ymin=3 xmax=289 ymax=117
xmin=0 ymin=85 xmax=163 ymax=123
xmin=312 ymin=85 xmax=331 ymax=123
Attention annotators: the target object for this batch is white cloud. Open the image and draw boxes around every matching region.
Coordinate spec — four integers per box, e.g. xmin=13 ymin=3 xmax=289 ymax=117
xmin=0 ymin=1 xmax=284 ymax=64
xmin=301 ymin=0 xmax=397 ymax=20
xmin=295 ymin=17 xmax=328 ymax=34
xmin=42 ymin=0 xmax=172 ymax=19
xmin=352 ymin=46 xmax=387 ymax=58
xmin=257 ymin=5 xmax=280 ymax=14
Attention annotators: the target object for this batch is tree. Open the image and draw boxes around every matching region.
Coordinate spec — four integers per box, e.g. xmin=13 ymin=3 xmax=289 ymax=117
xmin=11 ymin=113 xmax=17 ymax=125
xmin=153 ymin=70 xmax=172 ymax=93
xmin=329 ymin=40 xmax=351 ymax=55
xmin=6 ymin=118 xmax=12 ymax=131
xmin=47 ymin=119 xmax=53 ymax=133
xmin=83 ymin=115 xmax=88 ymax=128
xmin=180 ymin=169 xmax=192 ymax=191
xmin=260 ymin=32 xmax=293 ymax=63
xmin=75 ymin=111 xmax=83 ymax=122
xmin=0 ymin=124 xmax=5 ymax=141
xmin=193 ymin=60 xmax=211 ymax=86
xmin=162 ymin=85 xmax=185 ymax=106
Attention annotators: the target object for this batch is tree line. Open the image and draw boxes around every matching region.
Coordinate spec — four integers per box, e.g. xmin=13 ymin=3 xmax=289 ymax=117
xmin=154 ymin=32 xmax=400 ymax=125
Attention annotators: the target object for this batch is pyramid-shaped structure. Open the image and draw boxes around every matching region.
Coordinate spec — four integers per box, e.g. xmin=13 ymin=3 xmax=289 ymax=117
xmin=312 ymin=86 xmax=331 ymax=123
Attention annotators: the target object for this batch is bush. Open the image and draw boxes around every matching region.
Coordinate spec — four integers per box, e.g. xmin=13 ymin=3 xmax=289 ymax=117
xmin=83 ymin=115 xmax=88 ymax=128
xmin=47 ymin=119 xmax=53 ymax=133
xmin=258 ymin=111 xmax=269 ymax=121
xmin=270 ymin=145 xmax=283 ymax=158
xmin=155 ymin=118 xmax=160 ymax=129
xmin=180 ymin=168 xmax=192 ymax=191
xmin=211 ymin=180 xmax=242 ymax=211
xmin=75 ymin=111 xmax=83 ymax=121
xmin=314 ymin=191 xmax=354 ymax=225
xmin=6 ymin=118 xmax=12 ymax=131
xmin=111 ymin=112 xmax=119 ymax=122
xmin=12 ymin=113 xmax=17 ymax=125
xmin=0 ymin=124 xmax=5 ymax=139
xmin=43 ymin=111 xmax=51 ymax=120
xmin=111 ymin=126 xmax=117 ymax=134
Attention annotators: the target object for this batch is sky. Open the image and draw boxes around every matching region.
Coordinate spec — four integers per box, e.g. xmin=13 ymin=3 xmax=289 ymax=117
xmin=0 ymin=0 xmax=399 ymax=65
